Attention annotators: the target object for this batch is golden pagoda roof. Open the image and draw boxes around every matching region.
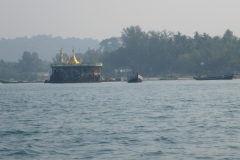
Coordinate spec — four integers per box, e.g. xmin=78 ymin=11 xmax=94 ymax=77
xmin=59 ymin=48 xmax=68 ymax=64
xmin=68 ymin=55 xmax=80 ymax=64
xmin=68 ymin=49 xmax=81 ymax=64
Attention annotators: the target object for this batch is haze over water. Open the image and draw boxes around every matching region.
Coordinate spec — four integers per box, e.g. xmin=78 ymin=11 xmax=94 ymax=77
xmin=0 ymin=80 xmax=240 ymax=159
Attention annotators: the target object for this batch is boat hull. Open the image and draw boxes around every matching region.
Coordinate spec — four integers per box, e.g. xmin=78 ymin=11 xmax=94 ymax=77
xmin=193 ymin=74 xmax=234 ymax=80
xmin=127 ymin=75 xmax=143 ymax=83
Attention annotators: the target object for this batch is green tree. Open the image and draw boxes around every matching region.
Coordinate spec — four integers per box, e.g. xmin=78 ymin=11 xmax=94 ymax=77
xmin=19 ymin=51 xmax=43 ymax=72
xmin=100 ymin=37 xmax=121 ymax=52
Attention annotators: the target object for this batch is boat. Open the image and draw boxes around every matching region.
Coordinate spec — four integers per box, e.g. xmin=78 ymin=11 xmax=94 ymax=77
xmin=127 ymin=71 xmax=143 ymax=83
xmin=0 ymin=79 xmax=25 ymax=84
xmin=193 ymin=73 xmax=234 ymax=80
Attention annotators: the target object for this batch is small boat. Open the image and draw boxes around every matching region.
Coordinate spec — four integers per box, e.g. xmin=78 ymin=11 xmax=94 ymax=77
xmin=0 ymin=79 xmax=26 ymax=84
xmin=193 ymin=73 xmax=234 ymax=80
xmin=127 ymin=71 xmax=143 ymax=83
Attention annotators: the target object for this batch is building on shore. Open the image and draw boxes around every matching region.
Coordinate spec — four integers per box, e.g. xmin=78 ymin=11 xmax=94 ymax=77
xmin=45 ymin=48 xmax=103 ymax=83
xmin=36 ymin=72 xmax=50 ymax=81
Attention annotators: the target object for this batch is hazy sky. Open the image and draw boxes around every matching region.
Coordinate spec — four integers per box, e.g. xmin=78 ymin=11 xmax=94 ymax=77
xmin=1 ymin=0 xmax=240 ymax=41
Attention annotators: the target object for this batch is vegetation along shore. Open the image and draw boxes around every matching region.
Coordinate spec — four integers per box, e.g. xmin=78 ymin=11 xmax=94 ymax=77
xmin=1 ymin=26 xmax=240 ymax=82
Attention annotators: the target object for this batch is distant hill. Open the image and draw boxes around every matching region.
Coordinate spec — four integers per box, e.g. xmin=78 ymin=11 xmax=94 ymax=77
xmin=0 ymin=35 xmax=100 ymax=62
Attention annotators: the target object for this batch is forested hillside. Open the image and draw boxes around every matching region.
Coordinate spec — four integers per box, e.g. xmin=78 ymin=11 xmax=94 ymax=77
xmin=100 ymin=26 xmax=240 ymax=77
xmin=0 ymin=35 xmax=100 ymax=62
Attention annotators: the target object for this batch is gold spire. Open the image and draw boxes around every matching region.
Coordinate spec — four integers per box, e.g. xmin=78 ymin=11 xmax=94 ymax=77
xmin=68 ymin=49 xmax=80 ymax=64
xmin=59 ymin=48 xmax=68 ymax=63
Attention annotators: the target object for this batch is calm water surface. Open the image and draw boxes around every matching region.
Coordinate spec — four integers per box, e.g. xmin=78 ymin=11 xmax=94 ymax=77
xmin=0 ymin=80 xmax=240 ymax=159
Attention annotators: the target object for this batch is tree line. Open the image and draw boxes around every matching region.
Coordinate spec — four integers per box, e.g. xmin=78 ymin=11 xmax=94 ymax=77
xmin=1 ymin=26 xmax=240 ymax=80
xmin=63 ymin=26 xmax=240 ymax=77
xmin=0 ymin=51 xmax=50 ymax=80
xmin=100 ymin=26 xmax=240 ymax=77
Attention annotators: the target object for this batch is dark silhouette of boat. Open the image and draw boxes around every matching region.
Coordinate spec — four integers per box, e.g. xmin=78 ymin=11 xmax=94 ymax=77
xmin=127 ymin=63 xmax=143 ymax=83
xmin=193 ymin=73 xmax=234 ymax=80
xmin=127 ymin=71 xmax=143 ymax=83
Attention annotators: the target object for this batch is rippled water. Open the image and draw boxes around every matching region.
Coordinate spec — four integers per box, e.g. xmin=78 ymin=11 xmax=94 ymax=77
xmin=1 ymin=80 xmax=240 ymax=159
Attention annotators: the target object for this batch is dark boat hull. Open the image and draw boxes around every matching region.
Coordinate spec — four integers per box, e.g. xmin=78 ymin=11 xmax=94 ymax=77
xmin=193 ymin=74 xmax=234 ymax=80
xmin=127 ymin=75 xmax=143 ymax=83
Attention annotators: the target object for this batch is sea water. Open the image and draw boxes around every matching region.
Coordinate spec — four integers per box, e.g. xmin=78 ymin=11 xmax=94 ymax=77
xmin=0 ymin=80 xmax=240 ymax=159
